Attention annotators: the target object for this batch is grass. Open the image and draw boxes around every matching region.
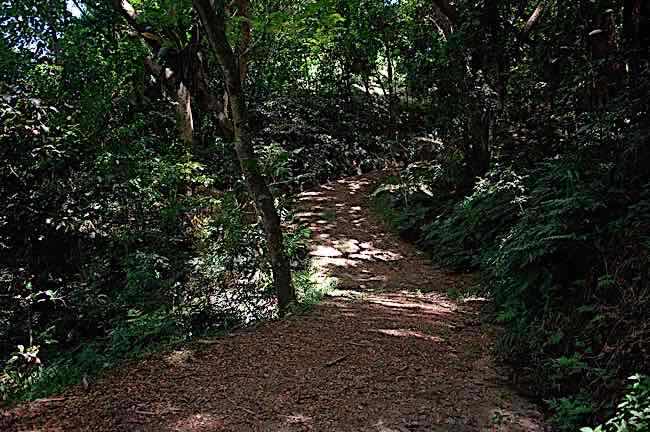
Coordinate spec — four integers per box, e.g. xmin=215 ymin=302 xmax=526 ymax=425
xmin=292 ymin=267 xmax=337 ymax=314
xmin=1 ymin=319 xmax=195 ymax=404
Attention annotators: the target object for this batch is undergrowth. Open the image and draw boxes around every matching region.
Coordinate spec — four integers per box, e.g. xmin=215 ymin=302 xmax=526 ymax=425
xmin=582 ymin=374 xmax=650 ymax=432
xmin=374 ymin=155 xmax=650 ymax=429
xmin=1 ymin=258 xmax=328 ymax=404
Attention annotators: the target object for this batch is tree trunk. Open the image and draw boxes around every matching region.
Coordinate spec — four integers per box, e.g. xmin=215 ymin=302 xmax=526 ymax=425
xmin=176 ymin=82 xmax=194 ymax=147
xmin=233 ymin=0 xmax=251 ymax=82
xmin=624 ymin=0 xmax=650 ymax=80
xmin=385 ymin=41 xmax=398 ymax=121
xmin=193 ymin=0 xmax=294 ymax=315
xmin=523 ymin=2 xmax=544 ymax=36
xmin=112 ymin=0 xmax=234 ymax=141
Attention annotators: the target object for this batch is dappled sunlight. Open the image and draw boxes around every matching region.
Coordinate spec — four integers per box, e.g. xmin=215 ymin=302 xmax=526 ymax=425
xmin=6 ymin=173 xmax=540 ymax=432
xmin=294 ymin=211 xmax=321 ymax=218
xmin=373 ymin=328 xmax=444 ymax=343
xmin=163 ymin=349 xmax=196 ymax=368
xmin=172 ymin=413 xmax=226 ymax=431
xmin=333 ymin=238 xmax=360 ymax=253
xmin=310 ymin=245 xmax=343 ymax=257
xmin=348 ymin=248 xmax=401 ymax=261
xmin=365 ymin=293 xmax=456 ymax=314
xmin=298 ymin=195 xmax=333 ymax=202
xmin=337 ymin=178 xmax=372 ymax=195
xmin=297 ymin=174 xmax=476 ymax=296
xmin=281 ymin=413 xmax=313 ymax=425
xmin=312 ymin=256 xmax=359 ymax=268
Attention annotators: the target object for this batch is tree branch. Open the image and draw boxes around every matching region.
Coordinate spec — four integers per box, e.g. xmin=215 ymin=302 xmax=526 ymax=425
xmin=111 ymin=0 xmax=162 ymax=51
xmin=523 ymin=2 xmax=545 ymax=36
xmin=432 ymin=0 xmax=457 ymax=25
xmin=193 ymin=0 xmax=240 ymax=95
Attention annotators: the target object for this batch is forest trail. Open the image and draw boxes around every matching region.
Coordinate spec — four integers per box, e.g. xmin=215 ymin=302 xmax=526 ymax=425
xmin=3 ymin=173 xmax=543 ymax=432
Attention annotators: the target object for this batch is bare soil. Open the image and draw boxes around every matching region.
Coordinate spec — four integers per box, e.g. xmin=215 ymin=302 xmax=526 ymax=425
xmin=1 ymin=173 xmax=544 ymax=431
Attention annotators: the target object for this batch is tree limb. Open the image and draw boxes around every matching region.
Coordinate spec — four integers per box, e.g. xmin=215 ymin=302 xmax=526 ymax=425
xmin=523 ymin=2 xmax=545 ymax=36
xmin=193 ymin=0 xmax=240 ymax=95
xmin=432 ymin=0 xmax=457 ymax=25
xmin=111 ymin=0 xmax=162 ymax=51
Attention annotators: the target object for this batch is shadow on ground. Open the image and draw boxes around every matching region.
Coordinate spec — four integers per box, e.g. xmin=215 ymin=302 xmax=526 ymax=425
xmin=1 ymin=172 xmax=543 ymax=432
xmin=295 ymin=175 xmax=474 ymax=295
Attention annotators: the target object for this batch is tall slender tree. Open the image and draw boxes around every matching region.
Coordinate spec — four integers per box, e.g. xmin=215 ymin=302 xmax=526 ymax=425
xmin=193 ymin=0 xmax=295 ymax=314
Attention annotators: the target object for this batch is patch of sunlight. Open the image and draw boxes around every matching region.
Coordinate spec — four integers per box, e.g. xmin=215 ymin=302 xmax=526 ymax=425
xmin=343 ymin=180 xmax=370 ymax=193
xmin=366 ymin=296 xmax=455 ymax=313
xmin=307 ymin=265 xmax=338 ymax=298
xmin=172 ymin=413 xmax=226 ymax=431
xmin=373 ymin=419 xmax=401 ymax=432
xmin=373 ymin=328 xmax=444 ymax=342
xmin=298 ymin=196 xmax=332 ymax=202
xmin=282 ymin=413 xmax=313 ymax=424
xmin=354 ymin=275 xmax=387 ymax=282
xmin=333 ymin=239 xmax=360 ymax=254
xmin=163 ymin=349 xmax=196 ymax=367
xmin=349 ymin=248 xmax=402 ymax=262
xmin=310 ymin=245 xmax=343 ymax=257
xmin=327 ymin=287 xmax=367 ymax=299
xmin=461 ymin=295 xmax=489 ymax=303
xmin=295 ymin=211 xmax=319 ymax=218
xmin=306 ymin=264 xmax=366 ymax=300
xmin=313 ymin=256 xmax=358 ymax=267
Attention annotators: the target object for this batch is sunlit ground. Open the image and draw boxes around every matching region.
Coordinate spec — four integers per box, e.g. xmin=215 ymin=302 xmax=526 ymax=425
xmin=296 ymin=176 xmax=468 ymax=296
xmin=5 ymin=173 xmax=542 ymax=432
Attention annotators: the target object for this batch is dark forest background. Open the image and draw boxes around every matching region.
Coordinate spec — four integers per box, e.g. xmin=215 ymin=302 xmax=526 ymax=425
xmin=1 ymin=1 xmax=649 ymax=429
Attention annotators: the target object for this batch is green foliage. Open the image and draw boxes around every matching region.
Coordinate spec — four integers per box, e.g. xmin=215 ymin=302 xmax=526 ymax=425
xmin=421 ymin=166 xmax=527 ymax=269
xmin=381 ymin=154 xmax=650 ymax=427
xmin=582 ymin=375 xmax=650 ymax=432
xmin=2 ymin=2 xmax=650 ymax=428
xmin=292 ymin=267 xmax=336 ymax=313
xmin=252 ymin=95 xmax=393 ymax=190
xmin=548 ymin=396 xmax=595 ymax=432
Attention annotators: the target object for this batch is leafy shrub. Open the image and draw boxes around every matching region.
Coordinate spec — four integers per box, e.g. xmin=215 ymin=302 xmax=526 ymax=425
xmin=378 ymin=154 xmax=650 ymax=428
xmin=251 ymin=95 xmax=397 ymax=191
xmin=548 ymin=396 xmax=595 ymax=432
xmin=582 ymin=375 xmax=650 ymax=432
xmin=420 ymin=165 xmax=527 ymax=269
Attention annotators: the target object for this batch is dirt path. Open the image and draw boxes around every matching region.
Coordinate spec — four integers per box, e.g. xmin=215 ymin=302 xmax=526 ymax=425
xmin=2 ymin=173 xmax=543 ymax=431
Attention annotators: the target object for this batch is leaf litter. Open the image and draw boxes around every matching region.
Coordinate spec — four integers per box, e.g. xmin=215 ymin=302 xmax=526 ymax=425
xmin=1 ymin=173 xmax=544 ymax=431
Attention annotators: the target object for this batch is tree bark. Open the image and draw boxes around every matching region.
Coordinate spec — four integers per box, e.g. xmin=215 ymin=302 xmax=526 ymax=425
xmin=176 ymin=82 xmax=194 ymax=147
xmin=112 ymin=0 xmax=234 ymax=141
xmin=235 ymin=0 xmax=251 ymax=82
xmin=432 ymin=0 xmax=457 ymax=25
xmin=624 ymin=0 xmax=650 ymax=80
xmin=523 ymin=2 xmax=544 ymax=36
xmin=193 ymin=0 xmax=294 ymax=314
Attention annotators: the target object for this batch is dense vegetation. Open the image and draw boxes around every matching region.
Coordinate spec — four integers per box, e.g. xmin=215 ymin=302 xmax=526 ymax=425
xmin=370 ymin=1 xmax=650 ymax=429
xmin=1 ymin=0 xmax=648 ymax=429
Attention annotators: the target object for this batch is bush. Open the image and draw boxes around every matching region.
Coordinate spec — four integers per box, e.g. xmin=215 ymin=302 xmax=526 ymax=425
xmin=376 ymin=154 xmax=650 ymax=428
xmin=582 ymin=375 xmax=650 ymax=432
